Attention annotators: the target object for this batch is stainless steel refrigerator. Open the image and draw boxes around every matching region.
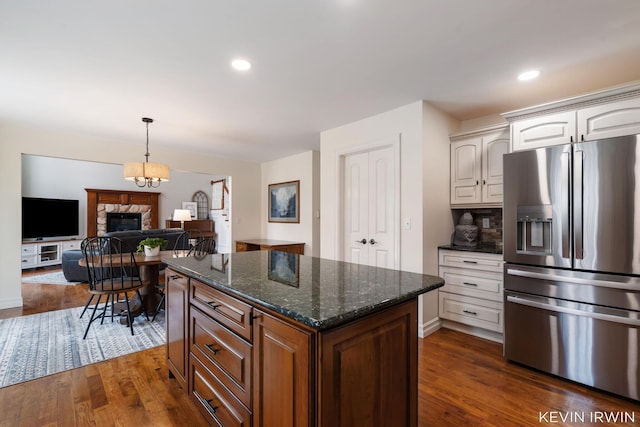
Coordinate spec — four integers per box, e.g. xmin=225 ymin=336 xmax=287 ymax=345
xmin=503 ymin=134 xmax=640 ymax=401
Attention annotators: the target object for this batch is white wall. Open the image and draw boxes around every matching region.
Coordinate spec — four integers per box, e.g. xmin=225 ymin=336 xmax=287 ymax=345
xmin=0 ymin=122 xmax=262 ymax=309
xmin=319 ymin=101 xmax=458 ymax=335
xmin=421 ymin=102 xmax=461 ymax=334
xmin=261 ymin=151 xmax=320 ymax=256
xmin=320 ymin=101 xmax=425 ymax=272
xmin=459 ymin=113 xmax=506 ymax=133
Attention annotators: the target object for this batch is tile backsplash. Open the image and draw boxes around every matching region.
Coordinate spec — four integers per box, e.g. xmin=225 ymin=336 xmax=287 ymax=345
xmin=451 ymin=208 xmax=502 ymax=247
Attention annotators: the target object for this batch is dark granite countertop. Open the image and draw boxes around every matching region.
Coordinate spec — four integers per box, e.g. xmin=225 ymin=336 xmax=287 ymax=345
xmin=162 ymin=251 xmax=444 ymax=331
xmin=438 ymin=244 xmax=503 ymax=255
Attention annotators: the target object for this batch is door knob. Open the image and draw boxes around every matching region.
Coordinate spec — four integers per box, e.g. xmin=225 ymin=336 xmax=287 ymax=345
xmin=355 ymin=239 xmax=367 ymax=244
xmin=369 ymin=239 xmax=377 ymax=245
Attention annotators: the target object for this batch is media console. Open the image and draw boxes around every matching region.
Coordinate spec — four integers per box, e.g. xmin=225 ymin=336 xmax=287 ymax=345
xmin=21 ymin=239 xmax=82 ymax=269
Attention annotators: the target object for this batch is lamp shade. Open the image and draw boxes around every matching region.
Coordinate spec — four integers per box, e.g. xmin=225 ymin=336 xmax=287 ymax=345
xmin=173 ymin=209 xmax=192 ymax=222
xmin=124 ymin=162 xmax=170 ymax=182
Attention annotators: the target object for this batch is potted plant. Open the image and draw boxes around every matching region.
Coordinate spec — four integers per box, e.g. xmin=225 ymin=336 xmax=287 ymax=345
xmin=137 ymin=237 xmax=168 ymax=256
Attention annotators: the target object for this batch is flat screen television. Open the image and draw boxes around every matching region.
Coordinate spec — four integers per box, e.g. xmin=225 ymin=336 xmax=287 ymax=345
xmin=22 ymin=197 xmax=80 ymax=239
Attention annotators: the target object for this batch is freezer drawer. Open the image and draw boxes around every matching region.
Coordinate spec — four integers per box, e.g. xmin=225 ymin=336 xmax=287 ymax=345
xmin=504 ymin=291 xmax=640 ymax=401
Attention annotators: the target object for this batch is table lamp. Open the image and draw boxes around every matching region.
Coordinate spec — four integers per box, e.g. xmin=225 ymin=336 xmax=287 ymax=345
xmin=173 ymin=209 xmax=192 ymax=229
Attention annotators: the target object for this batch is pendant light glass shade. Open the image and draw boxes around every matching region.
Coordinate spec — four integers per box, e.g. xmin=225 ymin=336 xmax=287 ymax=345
xmin=124 ymin=117 xmax=170 ymax=188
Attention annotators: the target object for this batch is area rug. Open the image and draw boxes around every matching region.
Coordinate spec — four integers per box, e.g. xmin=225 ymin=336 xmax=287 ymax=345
xmin=21 ymin=271 xmax=84 ymax=285
xmin=0 ymin=307 xmax=165 ymax=388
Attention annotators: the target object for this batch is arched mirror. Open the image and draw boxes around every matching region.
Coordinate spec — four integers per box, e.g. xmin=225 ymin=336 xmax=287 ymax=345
xmin=192 ymin=191 xmax=209 ymax=220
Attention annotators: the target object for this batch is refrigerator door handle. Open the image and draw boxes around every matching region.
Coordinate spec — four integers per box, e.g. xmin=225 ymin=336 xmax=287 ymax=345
xmin=506 ymin=295 xmax=640 ymax=327
xmin=574 ymin=149 xmax=584 ymax=260
xmin=561 ymin=151 xmax=570 ymax=259
xmin=506 ymin=267 xmax=640 ymax=291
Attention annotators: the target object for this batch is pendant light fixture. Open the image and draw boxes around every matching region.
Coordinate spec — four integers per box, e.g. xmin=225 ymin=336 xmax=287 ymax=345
xmin=123 ymin=117 xmax=170 ymax=188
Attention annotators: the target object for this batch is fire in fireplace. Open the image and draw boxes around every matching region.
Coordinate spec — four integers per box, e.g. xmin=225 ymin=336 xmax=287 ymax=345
xmin=107 ymin=212 xmax=142 ymax=232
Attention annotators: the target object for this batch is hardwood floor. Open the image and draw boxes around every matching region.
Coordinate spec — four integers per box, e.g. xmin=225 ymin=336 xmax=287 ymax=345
xmin=0 ymin=269 xmax=637 ymax=426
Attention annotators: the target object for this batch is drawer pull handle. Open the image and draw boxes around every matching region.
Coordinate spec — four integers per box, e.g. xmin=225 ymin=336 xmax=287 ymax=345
xmin=462 ymin=260 xmax=478 ymax=264
xmin=169 ymin=275 xmax=180 ymax=280
xmin=462 ymin=282 xmax=478 ymax=287
xmin=205 ymin=399 xmax=219 ymax=413
xmin=463 ymin=310 xmax=478 ymax=316
xmin=205 ymin=344 xmax=218 ymax=355
xmin=206 ymin=301 xmax=221 ymax=309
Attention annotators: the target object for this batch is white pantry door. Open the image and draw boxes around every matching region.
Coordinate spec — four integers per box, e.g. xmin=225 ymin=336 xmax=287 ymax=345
xmin=343 ymin=146 xmax=396 ymax=268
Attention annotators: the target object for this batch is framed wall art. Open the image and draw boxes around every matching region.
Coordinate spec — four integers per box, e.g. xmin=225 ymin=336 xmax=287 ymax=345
xmin=182 ymin=201 xmax=198 ymax=219
xmin=268 ymin=180 xmax=299 ymax=223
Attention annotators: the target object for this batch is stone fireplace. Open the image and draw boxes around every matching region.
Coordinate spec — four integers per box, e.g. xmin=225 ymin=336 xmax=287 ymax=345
xmin=86 ymin=189 xmax=160 ymax=237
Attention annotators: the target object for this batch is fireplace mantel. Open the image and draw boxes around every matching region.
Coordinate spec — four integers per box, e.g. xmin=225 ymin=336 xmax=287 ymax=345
xmin=85 ymin=189 xmax=160 ymax=237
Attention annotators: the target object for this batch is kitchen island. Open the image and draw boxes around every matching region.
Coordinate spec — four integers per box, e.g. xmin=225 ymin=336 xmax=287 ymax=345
xmin=162 ymin=251 xmax=443 ymax=427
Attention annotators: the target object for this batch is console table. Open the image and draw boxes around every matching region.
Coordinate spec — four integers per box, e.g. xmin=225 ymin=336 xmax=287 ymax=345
xmin=235 ymin=238 xmax=304 ymax=254
xmin=165 ymin=219 xmax=215 ymax=238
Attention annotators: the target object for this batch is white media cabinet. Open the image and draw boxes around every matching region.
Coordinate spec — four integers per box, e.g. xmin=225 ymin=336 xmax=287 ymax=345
xmin=21 ymin=239 xmax=82 ymax=270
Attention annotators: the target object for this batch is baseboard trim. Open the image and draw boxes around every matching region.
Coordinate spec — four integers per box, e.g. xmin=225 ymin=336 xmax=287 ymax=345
xmin=0 ymin=297 xmax=23 ymax=310
xmin=419 ymin=317 xmax=441 ymax=338
xmin=440 ymin=319 xmax=503 ymax=343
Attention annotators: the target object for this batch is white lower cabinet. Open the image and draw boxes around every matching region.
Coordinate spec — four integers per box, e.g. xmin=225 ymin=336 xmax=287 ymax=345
xmin=438 ymin=249 xmax=504 ymax=341
xmin=21 ymin=239 xmax=82 ymax=269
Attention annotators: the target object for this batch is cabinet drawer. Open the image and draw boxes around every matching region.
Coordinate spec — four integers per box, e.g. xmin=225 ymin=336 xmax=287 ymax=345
xmin=438 ymin=250 xmax=503 ymax=273
xmin=190 ymin=355 xmax=252 ymax=427
xmin=191 ymin=306 xmax=252 ymax=408
xmin=191 ymin=280 xmax=253 ymax=342
xmin=21 ymin=255 xmax=37 ymax=268
xmin=21 ymin=245 xmax=37 ymax=256
xmin=439 ymin=292 xmax=503 ymax=333
xmin=61 ymin=241 xmax=81 ymax=251
xmin=439 ymin=266 xmax=503 ymax=302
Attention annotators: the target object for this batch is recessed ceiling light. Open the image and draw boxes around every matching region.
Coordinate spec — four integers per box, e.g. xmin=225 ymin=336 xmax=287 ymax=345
xmin=231 ymin=58 xmax=252 ymax=72
xmin=518 ymin=70 xmax=540 ymax=81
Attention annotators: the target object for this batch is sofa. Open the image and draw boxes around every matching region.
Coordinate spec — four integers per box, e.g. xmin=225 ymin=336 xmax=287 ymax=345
xmin=61 ymin=228 xmax=189 ymax=282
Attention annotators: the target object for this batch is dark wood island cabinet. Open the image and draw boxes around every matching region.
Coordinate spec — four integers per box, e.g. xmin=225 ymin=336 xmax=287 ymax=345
xmin=162 ymin=251 xmax=443 ymax=427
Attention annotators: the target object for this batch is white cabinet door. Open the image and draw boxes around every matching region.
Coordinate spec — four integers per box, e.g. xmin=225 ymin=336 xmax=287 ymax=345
xmin=481 ymin=130 xmax=509 ymax=204
xmin=511 ymin=111 xmax=576 ymax=151
xmin=450 ymin=138 xmax=481 ymax=205
xmin=451 ymin=128 xmax=508 ymax=206
xmin=578 ymin=97 xmax=640 ymax=141
xmin=343 ymin=146 xmax=396 ymax=269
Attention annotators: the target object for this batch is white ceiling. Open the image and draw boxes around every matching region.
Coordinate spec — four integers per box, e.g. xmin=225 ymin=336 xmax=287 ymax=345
xmin=2 ymin=0 xmax=640 ymax=163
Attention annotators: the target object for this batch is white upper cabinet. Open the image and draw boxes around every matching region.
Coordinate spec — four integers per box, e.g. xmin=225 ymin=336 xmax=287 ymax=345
xmin=504 ymin=82 xmax=640 ymax=151
xmin=511 ymin=111 xmax=576 ymax=150
xmin=578 ymin=97 xmax=640 ymax=141
xmin=450 ymin=125 xmax=509 ymax=206
xmin=451 ymin=137 xmax=481 ymax=204
xmin=482 ymin=130 xmax=510 ymax=204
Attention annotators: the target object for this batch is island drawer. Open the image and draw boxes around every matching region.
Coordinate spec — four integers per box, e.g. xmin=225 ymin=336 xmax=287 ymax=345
xmin=190 ymin=355 xmax=252 ymax=427
xmin=191 ymin=279 xmax=253 ymax=342
xmin=190 ymin=305 xmax=252 ymax=408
